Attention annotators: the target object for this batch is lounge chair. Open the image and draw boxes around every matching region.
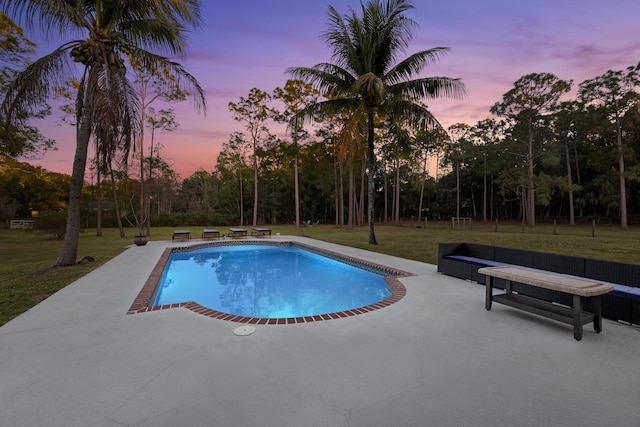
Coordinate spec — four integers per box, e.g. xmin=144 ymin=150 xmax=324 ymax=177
xmin=228 ymin=228 xmax=247 ymax=238
xmin=201 ymin=229 xmax=221 ymax=239
xmin=251 ymin=227 xmax=271 ymax=237
xmin=172 ymin=230 xmax=191 ymax=241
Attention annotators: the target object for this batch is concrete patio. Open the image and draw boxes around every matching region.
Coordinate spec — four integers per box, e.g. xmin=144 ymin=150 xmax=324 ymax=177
xmin=1 ymin=236 xmax=638 ymax=427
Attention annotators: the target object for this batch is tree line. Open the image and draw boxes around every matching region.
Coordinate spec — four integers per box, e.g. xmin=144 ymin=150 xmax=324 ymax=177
xmin=4 ymin=60 xmax=640 ymax=234
xmin=1 ymin=1 xmax=639 ymax=267
xmin=183 ymin=63 xmax=640 ymax=230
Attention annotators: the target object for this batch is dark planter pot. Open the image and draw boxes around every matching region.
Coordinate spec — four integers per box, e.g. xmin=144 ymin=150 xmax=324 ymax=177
xmin=133 ymin=235 xmax=148 ymax=246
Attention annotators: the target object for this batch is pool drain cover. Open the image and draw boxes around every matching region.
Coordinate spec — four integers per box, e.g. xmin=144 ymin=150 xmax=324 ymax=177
xmin=233 ymin=325 xmax=256 ymax=336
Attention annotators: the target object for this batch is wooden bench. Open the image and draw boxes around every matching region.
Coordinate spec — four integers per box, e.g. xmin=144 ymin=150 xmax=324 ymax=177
xmin=201 ymin=229 xmax=221 ymax=239
xmin=228 ymin=228 xmax=247 ymax=238
xmin=480 ymin=266 xmax=614 ymax=341
xmin=251 ymin=227 xmax=271 ymax=237
xmin=172 ymin=230 xmax=191 ymax=241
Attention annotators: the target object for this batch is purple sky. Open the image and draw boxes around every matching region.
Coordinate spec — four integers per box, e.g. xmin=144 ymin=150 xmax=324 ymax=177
xmin=23 ymin=0 xmax=640 ymax=179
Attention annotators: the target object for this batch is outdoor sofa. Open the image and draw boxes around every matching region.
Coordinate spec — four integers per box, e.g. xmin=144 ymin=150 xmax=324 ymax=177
xmin=438 ymin=242 xmax=640 ymax=326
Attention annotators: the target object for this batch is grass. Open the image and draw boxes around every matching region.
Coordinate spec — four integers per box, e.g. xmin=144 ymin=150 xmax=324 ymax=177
xmin=0 ymin=228 xmax=129 ymax=326
xmin=297 ymin=220 xmax=640 ymax=265
xmin=1 ymin=220 xmax=639 ymax=326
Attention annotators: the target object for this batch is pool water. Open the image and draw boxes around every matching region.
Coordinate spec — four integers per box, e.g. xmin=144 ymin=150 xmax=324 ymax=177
xmin=153 ymin=244 xmax=392 ymax=319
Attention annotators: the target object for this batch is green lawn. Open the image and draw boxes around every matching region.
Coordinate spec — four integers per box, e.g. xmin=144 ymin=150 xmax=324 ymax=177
xmin=1 ymin=220 xmax=639 ymax=326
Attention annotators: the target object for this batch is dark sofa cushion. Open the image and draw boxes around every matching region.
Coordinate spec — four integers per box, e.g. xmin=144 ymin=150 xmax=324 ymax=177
xmin=445 ymin=255 xmax=504 ymax=267
xmin=584 ymin=259 xmax=640 ymax=287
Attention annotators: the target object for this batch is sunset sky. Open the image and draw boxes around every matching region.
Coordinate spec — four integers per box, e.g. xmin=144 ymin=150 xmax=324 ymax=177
xmin=20 ymin=0 xmax=640 ymax=179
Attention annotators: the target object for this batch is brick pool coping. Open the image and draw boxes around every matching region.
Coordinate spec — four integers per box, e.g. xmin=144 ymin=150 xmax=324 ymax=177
xmin=127 ymin=240 xmax=411 ymax=324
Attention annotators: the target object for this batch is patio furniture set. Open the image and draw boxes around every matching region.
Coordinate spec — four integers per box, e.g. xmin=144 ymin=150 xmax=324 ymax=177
xmin=171 ymin=227 xmax=272 ymax=241
xmin=438 ymin=242 xmax=640 ymax=340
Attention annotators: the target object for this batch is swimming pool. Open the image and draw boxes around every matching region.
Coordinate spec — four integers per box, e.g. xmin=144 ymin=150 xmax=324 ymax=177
xmin=129 ymin=241 xmax=408 ymax=324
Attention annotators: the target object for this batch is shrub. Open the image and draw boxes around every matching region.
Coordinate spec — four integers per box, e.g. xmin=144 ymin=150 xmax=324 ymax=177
xmin=34 ymin=212 xmax=69 ymax=240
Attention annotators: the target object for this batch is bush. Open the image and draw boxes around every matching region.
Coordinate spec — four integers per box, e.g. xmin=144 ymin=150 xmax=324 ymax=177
xmin=34 ymin=212 xmax=69 ymax=240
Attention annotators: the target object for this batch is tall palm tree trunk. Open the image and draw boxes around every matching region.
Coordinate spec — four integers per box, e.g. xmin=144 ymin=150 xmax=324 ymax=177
xmin=108 ymin=160 xmax=125 ymax=238
xmin=146 ymin=127 xmax=155 ymax=237
xmin=294 ymin=154 xmax=300 ymax=230
xmin=55 ymin=95 xmax=92 ymax=266
xmin=565 ymin=141 xmax=575 ymax=225
xmin=253 ymin=144 xmax=259 ymax=227
xmin=367 ymin=108 xmax=377 ymax=244
xmin=339 ymin=161 xmax=345 ymax=227
xmin=456 ymin=160 xmax=460 ymax=218
xmin=394 ymin=158 xmax=400 ymax=225
xmin=293 ymin=118 xmax=301 ymax=230
xmin=348 ymin=164 xmax=355 ymax=229
xmin=483 ymin=154 xmax=488 ymax=222
xmin=139 ymin=109 xmax=146 ymax=235
xmin=614 ymin=104 xmax=627 ymax=229
xmin=418 ymin=155 xmax=427 ymax=222
xmin=96 ymin=165 xmax=103 ymax=236
xmin=334 ymin=156 xmax=339 ymax=227
xmin=238 ymin=169 xmax=244 ymax=226
xmin=383 ymin=168 xmax=388 ymax=223
xmin=527 ymin=118 xmax=536 ymax=226
xmin=491 ymin=174 xmax=495 ymax=221
xmin=359 ymin=162 xmax=365 ymax=225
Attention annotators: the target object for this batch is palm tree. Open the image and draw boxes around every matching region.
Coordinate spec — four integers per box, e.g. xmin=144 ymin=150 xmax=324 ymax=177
xmin=1 ymin=0 xmax=206 ymax=265
xmin=288 ymin=0 xmax=465 ymax=244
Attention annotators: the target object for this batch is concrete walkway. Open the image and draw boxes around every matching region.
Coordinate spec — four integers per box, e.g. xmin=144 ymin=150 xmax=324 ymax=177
xmin=1 ymin=236 xmax=638 ymax=427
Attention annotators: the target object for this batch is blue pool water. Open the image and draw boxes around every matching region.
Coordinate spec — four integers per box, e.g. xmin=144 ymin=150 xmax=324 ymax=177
xmin=153 ymin=244 xmax=391 ymax=319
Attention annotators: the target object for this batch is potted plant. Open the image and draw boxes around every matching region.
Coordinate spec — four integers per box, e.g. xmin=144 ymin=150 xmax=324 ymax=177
xmin=132 ymin=210 xmax=148 ymax=246
xmin=124 ymin=196 xmax=148 ymax=246
xmin=133 ymin=233 xmax=148 ymax=246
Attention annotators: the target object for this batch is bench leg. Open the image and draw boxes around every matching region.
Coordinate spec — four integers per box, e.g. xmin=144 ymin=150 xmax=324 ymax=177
xmin=573 ymin=295 xmax=583 ymax=341
xmin=485 ymin=276 xmax=493 ymax=310
xmin=593 ymin=296 xmax=603 ymax=333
